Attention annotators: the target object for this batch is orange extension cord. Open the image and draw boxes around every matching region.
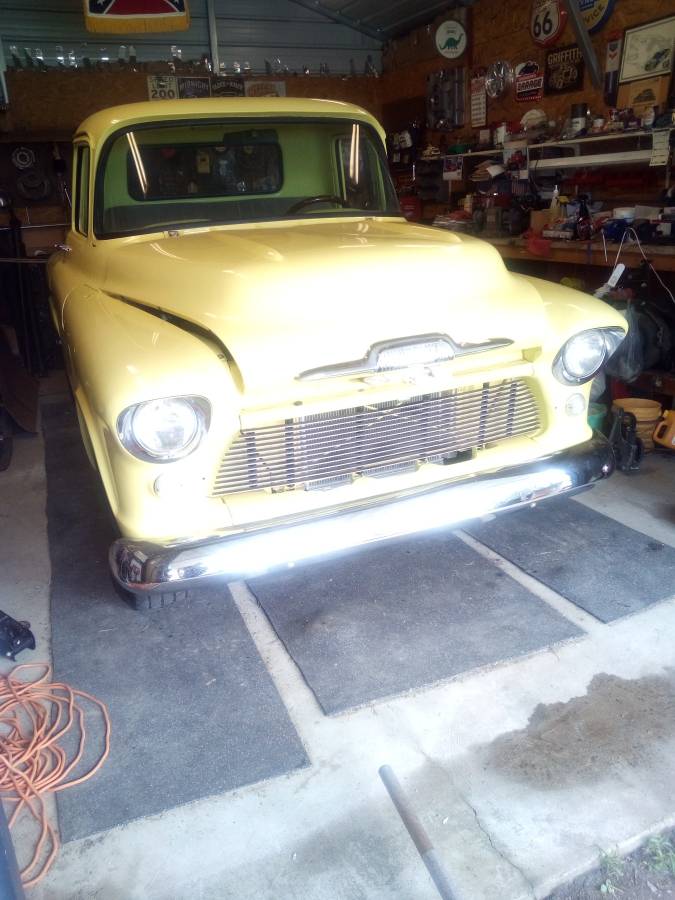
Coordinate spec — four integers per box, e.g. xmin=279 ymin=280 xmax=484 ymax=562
xmin=0 ymin=664 xmax=111 ymax=887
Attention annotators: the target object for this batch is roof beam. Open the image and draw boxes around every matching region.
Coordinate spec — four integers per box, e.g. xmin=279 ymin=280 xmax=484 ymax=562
xmin=359 ymin=0 xmax=419 ymax=24
xmin=285 ymin=0 xmax=384 ymax=42
xmin=561 ymin=0 xmax=602 ymax=88
xmin=384 ymin=0 xmax=467 ymax=33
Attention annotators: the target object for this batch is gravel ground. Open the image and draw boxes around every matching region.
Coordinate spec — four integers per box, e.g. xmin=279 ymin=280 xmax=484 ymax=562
xmin=548 ymin=829 xmax=675 ymax=899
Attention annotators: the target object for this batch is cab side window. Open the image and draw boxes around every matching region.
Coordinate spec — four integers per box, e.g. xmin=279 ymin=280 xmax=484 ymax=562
xmin=74 ymin=145 xmax=90 ymax=235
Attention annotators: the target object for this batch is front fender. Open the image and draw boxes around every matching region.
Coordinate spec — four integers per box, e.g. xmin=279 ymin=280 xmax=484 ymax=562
xmin=62 ymin=289 xmax=239 ymax=536
xmin=520 ymin=275 xmax=627 ymax=351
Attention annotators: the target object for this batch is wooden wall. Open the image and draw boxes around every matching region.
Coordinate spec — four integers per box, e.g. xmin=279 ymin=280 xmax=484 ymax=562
xmin=1 ymin=69 xmax=381 ymax=138
xmin=379 ymin=0 xmax=673 ymax=137
xmin=0 ymin=0 xmax=671 ymax=140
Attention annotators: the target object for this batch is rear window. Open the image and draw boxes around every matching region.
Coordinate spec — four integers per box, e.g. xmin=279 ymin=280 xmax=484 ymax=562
xmin=126 ymin=130 xmax=283 ymax=200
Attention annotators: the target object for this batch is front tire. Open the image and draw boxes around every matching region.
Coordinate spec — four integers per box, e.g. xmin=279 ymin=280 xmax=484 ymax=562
xmin=131 ymin=589 xmax=190 ymax=611
xmin=112 ymin=579 xmax=190 ymax=611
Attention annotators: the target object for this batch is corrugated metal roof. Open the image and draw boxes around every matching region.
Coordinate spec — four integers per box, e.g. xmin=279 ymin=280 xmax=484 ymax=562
xmin=0 ymin=0 xmax=472 ymax=76
xmin=0 ymin=0 xmax=382 ymax=75
xmin=302 ymin=0 xmax=476 ymax=38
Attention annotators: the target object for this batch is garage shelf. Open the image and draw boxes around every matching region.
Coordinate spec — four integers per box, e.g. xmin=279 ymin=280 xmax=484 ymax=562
xmin=528 ymin=149 xmax=654 ymax=170
xmin=527 ymin=128 xmax=673 ymax=173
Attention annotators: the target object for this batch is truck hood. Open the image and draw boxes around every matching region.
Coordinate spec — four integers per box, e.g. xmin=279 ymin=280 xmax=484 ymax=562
xmin=102 ymin=219 xmax=546 ymax=394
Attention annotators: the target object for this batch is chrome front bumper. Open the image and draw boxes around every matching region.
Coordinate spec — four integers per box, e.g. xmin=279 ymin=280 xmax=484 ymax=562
xmin=110 ymin=435 xmax=614 ymax=596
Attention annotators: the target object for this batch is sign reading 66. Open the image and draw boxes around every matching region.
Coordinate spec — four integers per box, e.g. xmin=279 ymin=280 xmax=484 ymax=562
xmin=531 ymin=0 xmax=567 ymax=47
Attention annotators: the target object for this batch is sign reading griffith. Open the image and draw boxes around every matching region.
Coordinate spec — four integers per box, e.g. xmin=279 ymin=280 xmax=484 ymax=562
xmin=531 ymin=0 xmax=567 ymax=47
xmin=545 ymin=44 xmax=585 ymax=94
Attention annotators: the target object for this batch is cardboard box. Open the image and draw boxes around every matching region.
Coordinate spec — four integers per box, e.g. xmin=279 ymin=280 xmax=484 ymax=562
xmin=530 ymin=209 xmax=551 ymax=234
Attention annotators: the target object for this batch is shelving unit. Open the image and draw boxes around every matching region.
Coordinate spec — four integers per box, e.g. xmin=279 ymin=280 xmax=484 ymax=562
xmin=528 ymin=149 xmax=654 ymax=170
xmin=527 ymin=128 xmax=673 ymax=178
xmin=438 ymin=128 xmax=673 ymax=176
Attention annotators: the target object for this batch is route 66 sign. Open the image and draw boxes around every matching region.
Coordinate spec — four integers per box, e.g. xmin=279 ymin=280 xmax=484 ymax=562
xmin=531 ymin=0 xmax=567 ymax=47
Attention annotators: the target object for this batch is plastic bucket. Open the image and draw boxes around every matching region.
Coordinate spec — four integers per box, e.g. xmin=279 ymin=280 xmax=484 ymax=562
xmin=588 ymin=402 xmax=607 ymax=431
xmin=612 ymin=398 xmax=662 ymax=451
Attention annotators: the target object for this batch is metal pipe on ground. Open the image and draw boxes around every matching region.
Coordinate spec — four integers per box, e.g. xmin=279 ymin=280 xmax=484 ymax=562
xmin=379 ymin=764 xmax=458 ymax=900
xmin=0 ymin=802 xmax=25 ymax=900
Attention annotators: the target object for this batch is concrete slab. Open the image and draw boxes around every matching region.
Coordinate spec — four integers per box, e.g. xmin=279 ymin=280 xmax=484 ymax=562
xmin=465 ymin=497 xmax=675 ymax=622
xmin=42 ymin=397 xmax=309 ymax=841
xmin=0 ymin=430 xmax=51 ymax=665
xmin=0 ymin=425 xmax=57 ymax=876
xmin=250 ymin=533 xmax=581 ymax=714
xmin=3 ymin=428 xmax=674 ymax=900
xmin=574 ymin=452 xmax=675 ymax=549
xmin=27 ymin=586 xmax=675 ymax=900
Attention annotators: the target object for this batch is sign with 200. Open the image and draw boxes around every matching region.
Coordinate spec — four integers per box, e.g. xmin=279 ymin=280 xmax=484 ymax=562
xmin=530 ymin=0 xmax=567 ymax=48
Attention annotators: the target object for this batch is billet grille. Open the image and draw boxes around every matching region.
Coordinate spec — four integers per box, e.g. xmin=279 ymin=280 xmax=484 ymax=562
xmin=212 ymin=379 xmax=540 ymax=495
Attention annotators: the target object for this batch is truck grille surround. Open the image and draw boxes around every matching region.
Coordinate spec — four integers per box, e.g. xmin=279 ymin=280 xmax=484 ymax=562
xmin=212 ymin=379 xmax=541 ymax=495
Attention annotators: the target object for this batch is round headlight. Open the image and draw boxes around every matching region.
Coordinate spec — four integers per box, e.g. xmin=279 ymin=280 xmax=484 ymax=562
xmin=117 ymin=396 xmax=210 ymax=462
xmin=554 ymin=330 xmax=607 ymax=384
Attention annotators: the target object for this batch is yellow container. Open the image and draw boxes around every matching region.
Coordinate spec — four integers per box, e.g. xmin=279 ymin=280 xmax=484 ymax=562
xmin=654 ymin=411 xmax=675 ymax=450
xmin=612 ymin=398 xmax=662 ymax=451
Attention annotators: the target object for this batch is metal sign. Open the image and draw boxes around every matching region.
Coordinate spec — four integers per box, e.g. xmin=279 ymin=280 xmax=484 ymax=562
xmin=515 ymin=62 xmax=545 ymax=102
xmin=177 ymin=76 xmax=211 ymax=98
xmin=210 ymin=76 xmax=245 ymax=97
xmin=531 ymin=0 xmax=567 ymax=47
xmin=435 ymin=20 xmax=467 ymax=59
xmin=147 ymin=74 xmax=178 ymax=100
xmin=579 ymin=0 xmax=615 ymax=34
xmin=545 ymin=43 xmax=585 ymax=93
xmin=470 ymin=75 xmax=487 ymax=127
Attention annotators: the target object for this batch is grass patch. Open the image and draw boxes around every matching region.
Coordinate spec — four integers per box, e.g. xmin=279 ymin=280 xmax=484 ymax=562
xmin=599 ymin=849 xmax=625 ymax=880
xmin=548 ymin=827 xmax=675 ymax=899
xmin=645 ymin=835 xmax=675 ymax=876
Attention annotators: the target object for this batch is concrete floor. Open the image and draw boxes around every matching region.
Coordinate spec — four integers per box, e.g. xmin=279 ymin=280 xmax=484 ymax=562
xmin=2 ymin=426 xmax=675 ymax=900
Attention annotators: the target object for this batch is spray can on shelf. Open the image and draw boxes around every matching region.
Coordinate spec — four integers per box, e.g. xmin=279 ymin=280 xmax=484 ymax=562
xmin=549 ymin=184 xmax=560 ymax=225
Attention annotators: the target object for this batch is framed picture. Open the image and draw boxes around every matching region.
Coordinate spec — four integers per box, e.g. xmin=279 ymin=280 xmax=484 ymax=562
xmin=616 ymin=76 xmax=670 ymax=116
xmin=619 ymin=16 xmax=675 ymax=84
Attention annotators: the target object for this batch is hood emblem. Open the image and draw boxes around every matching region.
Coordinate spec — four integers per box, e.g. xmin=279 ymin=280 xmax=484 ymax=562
xmin=297 ymin=333 xmax=513 ymax=381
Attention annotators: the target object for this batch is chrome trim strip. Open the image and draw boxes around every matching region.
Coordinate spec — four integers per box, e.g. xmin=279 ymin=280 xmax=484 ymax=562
xmin=110 ymin=436 xmax=614 ymax=596
xmin=297 ymin=333 xmax=514 ymax=381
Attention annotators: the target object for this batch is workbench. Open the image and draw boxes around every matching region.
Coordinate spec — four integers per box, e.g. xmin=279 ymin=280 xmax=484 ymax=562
xmin=485 ymin=237 xmax=675 ymax=272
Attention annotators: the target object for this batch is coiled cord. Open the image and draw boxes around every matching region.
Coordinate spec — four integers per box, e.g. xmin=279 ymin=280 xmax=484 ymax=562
xmin=0 ymin=664 xmax=111 ymax=887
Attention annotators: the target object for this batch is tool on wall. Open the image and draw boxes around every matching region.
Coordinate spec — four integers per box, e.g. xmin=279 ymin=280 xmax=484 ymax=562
xmin=51 ymin=144 xmax=71 ymax=211
xmin=427 ymin=68 xmax=466 ymax=130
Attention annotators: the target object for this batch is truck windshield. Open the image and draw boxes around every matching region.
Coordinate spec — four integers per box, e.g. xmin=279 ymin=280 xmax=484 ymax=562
xmin=94 ymin=118 xmax=400 ymax=238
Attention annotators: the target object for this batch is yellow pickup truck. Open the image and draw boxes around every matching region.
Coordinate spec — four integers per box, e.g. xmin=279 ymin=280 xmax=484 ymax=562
xmin=48 ymin=97 xmax=624 ymax=609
